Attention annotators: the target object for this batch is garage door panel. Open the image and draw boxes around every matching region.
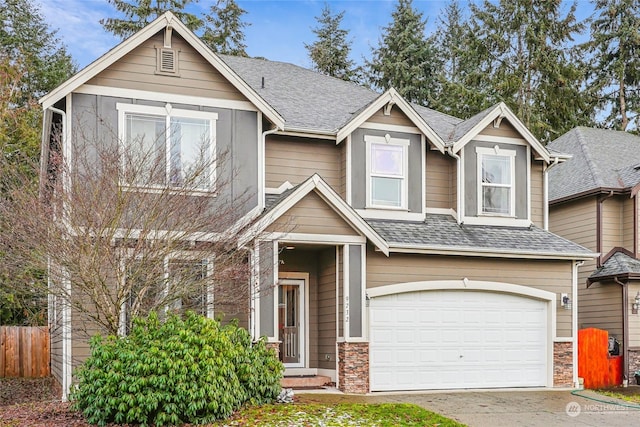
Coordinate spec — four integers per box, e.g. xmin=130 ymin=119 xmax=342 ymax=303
xmin=370 ymin=290 xmax=548 ymax=391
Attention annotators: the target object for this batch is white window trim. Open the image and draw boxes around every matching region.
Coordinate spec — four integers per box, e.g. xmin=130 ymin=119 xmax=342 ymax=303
xmin=364 ymin=134 xmax=410 ymax=210
xmin=476 ymin=146 xmax=516 ymax=217
xmin=116 ymin=102 xmax=218 ymax=193
xmin=118 ymin=249 xmax=215 ymax=334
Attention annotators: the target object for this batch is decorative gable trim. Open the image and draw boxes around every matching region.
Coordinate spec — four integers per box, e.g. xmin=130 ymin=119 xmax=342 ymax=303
xmin=451 ymin=102 xmax=551 ymax=163
xmin=39 ymin=12 xmax=284 ymax=130
xmin=336 ymin=88 xmax=445 ymax=153
xmin=238 ymin=174 xmax=389 ymax=255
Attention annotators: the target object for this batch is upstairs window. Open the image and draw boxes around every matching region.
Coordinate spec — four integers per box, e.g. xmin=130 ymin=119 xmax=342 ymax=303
xmin=365 ymin=134 xmax=409 ymax=209
xmin=117 ymin=103 xmax=217 ymax=192
xmin=476 ymin=146 xmax=516 ymax=216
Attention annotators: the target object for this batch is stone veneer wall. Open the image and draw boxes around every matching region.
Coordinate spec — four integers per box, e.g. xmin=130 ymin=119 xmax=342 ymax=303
xmin=554 ymin=342 xmax=573 ymax=387
xmin=628 ymin=349 xmax=640 ymax=380
xmin=337 ymin=342 xmax=369 ymax=393
xmin=265 ymin=341 xmax=280 ymax=361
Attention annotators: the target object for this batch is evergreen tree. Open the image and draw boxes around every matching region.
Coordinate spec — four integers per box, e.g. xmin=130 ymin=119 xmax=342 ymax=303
xmin=367 ymin=0 xmax=441 ymax=106
xmin=0 ymin=0 xmax=75 ymax=162
xmin=201 ymin=0 xmax=250 ymax=56
xmin=461 ymin=0 xmax=594 ymax=141
xmin=431 ymin=0 xmax=489 ymax=118
xmin=586 ymin=0 xmax=640 ymax=131
xmin=305 ymin=3 xmax=356 ymax=82
xmin=101 ymin=0 xmax=203 ymax=39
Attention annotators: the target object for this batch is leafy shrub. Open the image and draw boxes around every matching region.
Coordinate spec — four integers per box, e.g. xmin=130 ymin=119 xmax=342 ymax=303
xmin=71 ymin=311 xmax=283 ymax=426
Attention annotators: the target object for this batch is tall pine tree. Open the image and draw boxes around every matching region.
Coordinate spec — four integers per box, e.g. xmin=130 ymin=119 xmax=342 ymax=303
xmin=305 ymin=4 xmax=357 ymax=82
xmin=201 ymin=0 xmax=250 ymax=56
xmin=366 ymin=0 xmax=441 ymax=107
xmin=101 ymin=0 xmax=203 ymax=39
xmin=431 ymin=0 xmax=489 ymax=118
xmin=587 ymin=0 xmax=640 ymax=131
xmin=462 ymin=0 xmax=593 ymax=141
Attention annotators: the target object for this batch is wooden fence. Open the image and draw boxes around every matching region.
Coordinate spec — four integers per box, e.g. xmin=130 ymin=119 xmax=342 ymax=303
xmin=0 ymin=326 xmax=50 ymax=377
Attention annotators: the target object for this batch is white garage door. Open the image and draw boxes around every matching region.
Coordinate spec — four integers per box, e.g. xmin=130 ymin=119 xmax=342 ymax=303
xmin=370 ymin=290 xmax=548 ymax=391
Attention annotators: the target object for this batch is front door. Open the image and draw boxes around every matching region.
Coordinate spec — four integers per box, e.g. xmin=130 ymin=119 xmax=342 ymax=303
xmin=278 ymin=279 xmax=305 ymax=367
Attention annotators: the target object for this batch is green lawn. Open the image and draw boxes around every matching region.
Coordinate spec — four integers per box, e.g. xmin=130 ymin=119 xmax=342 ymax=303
xmin=597 ymin=389 xmax=640 ymax=405
xmin=213 ymin=402 xmax=465 ymax=426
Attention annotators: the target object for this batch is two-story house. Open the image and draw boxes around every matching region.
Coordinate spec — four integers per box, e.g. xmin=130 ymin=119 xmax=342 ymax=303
xmin=549 ymin=127 xmax=640 ymax=385
xmin=40 ymin=13 xmax=593 ymax=397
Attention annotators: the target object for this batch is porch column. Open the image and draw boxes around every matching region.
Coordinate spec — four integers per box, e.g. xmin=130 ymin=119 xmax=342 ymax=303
xmin=339 ymin=244 xmax=369 ymax=393
xmin=258 ymin=240 xmax=277 ymax=339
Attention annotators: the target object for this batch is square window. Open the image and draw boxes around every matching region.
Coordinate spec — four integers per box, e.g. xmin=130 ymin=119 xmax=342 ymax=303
xmin=366 ymin=136 xmax=409 ymax=209
xmin=476 ymin=148 xmax=516 ymax=216
xmin=118 ymin=103 xmax=217 ymax=192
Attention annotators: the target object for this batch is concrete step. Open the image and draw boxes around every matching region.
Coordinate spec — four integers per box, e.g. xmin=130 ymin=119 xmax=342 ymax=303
xmin=281 ymin=375 xmax=332 ymax=389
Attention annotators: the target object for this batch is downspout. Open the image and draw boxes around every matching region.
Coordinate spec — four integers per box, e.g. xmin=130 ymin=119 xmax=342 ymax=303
xmin=573 ymin=260 xmax=584 ymax=388
xmin=445 ymin=146 xmax=462 ymax=224
xmin=543 ymin=156 xmax=560 ymax=230
xmin=615 ymin=276 xmax=629 ymax=386
xmin=260 ymin=126 xmax=279 ymax=210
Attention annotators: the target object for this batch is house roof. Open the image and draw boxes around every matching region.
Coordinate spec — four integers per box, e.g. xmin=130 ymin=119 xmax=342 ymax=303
xmin=367 ymin=214 xmax=594 ymax=260
xmin=548 ymin=127 xmax=640 ymax=202
xmin=588 ymin=250 xmax=640 ymax=283
xmin=238 ymin=174 xmax=389 ymax=255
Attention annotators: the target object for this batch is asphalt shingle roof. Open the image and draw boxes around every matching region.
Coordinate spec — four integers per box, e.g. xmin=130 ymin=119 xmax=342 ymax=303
xmin=219 ymin=55 xmax=464 ymax=139
xmin=548 ymin=127 xmax=640 ymax=201
xmin=589 ymin=251 xmax=640 ymax=281
xmin=366 ymin=214 xmax=592 ymax=256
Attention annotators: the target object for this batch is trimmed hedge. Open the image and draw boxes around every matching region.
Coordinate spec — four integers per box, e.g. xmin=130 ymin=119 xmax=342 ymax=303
xmin=71 ymin=312 xmax=283 ymax=426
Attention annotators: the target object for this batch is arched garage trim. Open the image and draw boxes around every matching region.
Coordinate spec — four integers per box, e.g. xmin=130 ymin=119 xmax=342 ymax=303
xmin=367 ymin=280 xmax=556 ymax=388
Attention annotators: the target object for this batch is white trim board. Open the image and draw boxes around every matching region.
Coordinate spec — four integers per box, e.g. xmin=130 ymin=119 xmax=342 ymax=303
xmin=76 ymin=84 xmax=258 ymax=112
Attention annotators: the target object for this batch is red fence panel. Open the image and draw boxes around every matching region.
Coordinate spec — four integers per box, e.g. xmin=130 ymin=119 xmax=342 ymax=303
xmin=578 ymin=328 xmax=622 ymax=389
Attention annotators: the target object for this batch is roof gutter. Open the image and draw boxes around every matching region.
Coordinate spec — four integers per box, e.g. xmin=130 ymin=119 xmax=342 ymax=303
xmin=445 ymin=145 xmax=462 ymax=225
xmin=386 ymin=244 xmax=597 ymax=261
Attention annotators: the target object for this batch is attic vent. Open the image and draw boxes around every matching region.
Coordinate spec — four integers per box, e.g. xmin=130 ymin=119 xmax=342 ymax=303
xmin=155 ymin=47 xmax=180 ymax=76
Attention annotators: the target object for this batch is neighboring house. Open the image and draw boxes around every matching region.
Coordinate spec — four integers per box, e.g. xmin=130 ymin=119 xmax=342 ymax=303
xmin=40 ymin=12 xmax=594 ymax=398
xmin=548 ymin=127 xmax=640 ymax=384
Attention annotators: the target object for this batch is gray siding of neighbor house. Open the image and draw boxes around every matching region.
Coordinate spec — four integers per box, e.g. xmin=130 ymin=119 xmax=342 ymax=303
xmin=351 ymin=128 xmax=422 ymax=213
xmin=71 ymin=93 xmax=259 ymax=222
xmin=464 ymin=141 xmax=528 ymax=219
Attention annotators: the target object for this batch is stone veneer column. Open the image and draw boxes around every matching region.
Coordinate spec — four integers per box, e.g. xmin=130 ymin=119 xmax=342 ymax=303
xmin=553 ymin=342 xmax=573 ymax=387
xmin=337 ymin=342 xmax=369 ymax=393
xmin=265 ymin=341 xmax=280 ymax=361
xmin=628 ymin=349 xmax=640 ymax=383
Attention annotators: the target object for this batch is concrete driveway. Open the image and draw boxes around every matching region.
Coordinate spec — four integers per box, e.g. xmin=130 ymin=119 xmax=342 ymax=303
xmin=368 ymin=389 xmax=640 ymax=426
xmin=299 ymin=388 xmax=640 ymax=426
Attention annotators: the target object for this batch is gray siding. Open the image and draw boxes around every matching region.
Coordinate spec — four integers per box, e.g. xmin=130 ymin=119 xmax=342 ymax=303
xmin=348 ymin=245 xmax=362 ymax=338
xmin=259 ymin=241 xmax=275 ymax=337
xmin=71 ymin=93 xmax=259 ymax=223
xmin=351 ymin=128 xmax=422 ymax=213
xmin=464 ymin=141 xmax=528 ymax=219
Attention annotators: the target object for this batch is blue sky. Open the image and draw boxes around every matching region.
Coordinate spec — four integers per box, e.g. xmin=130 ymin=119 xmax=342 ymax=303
xmin=36 ymin=0 xmax=593 ymax=70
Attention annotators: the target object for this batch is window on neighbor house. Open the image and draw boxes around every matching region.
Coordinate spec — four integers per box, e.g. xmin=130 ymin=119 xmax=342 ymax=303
xmin=476 ymin=147 xmax=516 ymax=216
xmin=117 ymin=103 xmax=217 ymax=191
xmin=365 ymin=135 xmax=409 ymax=209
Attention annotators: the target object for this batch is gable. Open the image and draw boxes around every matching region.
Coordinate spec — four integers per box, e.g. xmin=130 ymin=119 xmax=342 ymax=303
xmin=364 ymin=105 xmax=415 ymax=129
xmin=86 ymin=31 xmax=247 ymax=102
xmin=266 ymin=191 xmax=360 ymax=236
xmin=478 ymin=119 xmax=522 ymax=140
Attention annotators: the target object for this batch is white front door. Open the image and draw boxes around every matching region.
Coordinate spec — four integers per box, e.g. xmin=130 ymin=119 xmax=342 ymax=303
xmin=278 ymin=279 xmax=305 ymax=368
